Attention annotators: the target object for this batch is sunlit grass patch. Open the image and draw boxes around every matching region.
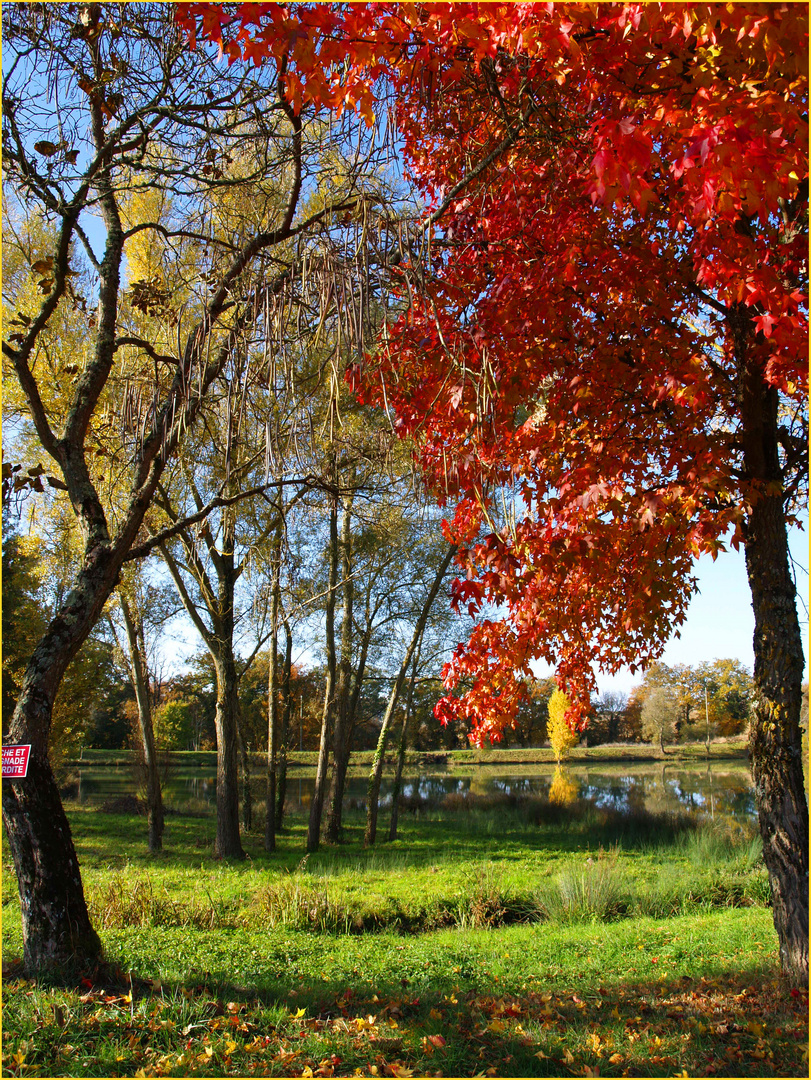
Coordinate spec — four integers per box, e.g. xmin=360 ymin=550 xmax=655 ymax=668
xmin=2 ymin=911 xmax=806 ymax=1077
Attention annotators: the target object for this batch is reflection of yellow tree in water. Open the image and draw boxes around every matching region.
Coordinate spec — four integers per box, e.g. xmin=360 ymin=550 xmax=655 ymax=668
xmin=549 ymin=767 xmax=578 ymax=806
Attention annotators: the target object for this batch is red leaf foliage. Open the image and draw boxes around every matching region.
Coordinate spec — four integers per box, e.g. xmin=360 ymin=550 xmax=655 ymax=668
xmin=178 ymin=3 xmax=808 ymax=743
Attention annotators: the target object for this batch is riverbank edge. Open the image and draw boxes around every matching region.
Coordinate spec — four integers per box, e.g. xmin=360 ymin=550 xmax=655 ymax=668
xmin=67 ymin=740 xmax=749 ymax=770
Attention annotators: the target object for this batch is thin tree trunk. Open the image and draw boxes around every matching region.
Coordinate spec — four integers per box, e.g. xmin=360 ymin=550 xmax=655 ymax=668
xmin=119 ymin=596 xmax=164 ymax=851
xmin=365 ymin=544 xmax=457 ymax=846
xmin=326 ymin=494 xmax=354 ymax=842
xmin=237 ymin=718 xmax=252 ymax=832
xmin=307 ymin=480 xmax=339 ymax=853
xmin=737 ymin=316 xmax=808 ymax=985
xmin=265 ymin=503 xmax=283 ymax=851
xmin=212 ymin=535 xmax=245 ymax=860
xmin=275 ymin=619 xmax=293 ymax=831
xmin=159 ymin=533 xmax=245 ymax=860
xmin=388 ymin=636 xmax=422 ymax=842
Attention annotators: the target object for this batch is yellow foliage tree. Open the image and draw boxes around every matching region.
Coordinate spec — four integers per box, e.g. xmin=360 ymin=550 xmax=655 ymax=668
xmin=547 ymin=689 xmax=579 ymax=764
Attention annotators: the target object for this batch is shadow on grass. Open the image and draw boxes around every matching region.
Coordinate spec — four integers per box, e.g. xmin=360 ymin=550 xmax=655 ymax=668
xmin=2 ymin=957 xmax=807 ymax=1078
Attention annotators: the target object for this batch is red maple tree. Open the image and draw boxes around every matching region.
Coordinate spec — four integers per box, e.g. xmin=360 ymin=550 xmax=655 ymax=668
xmin=181 ymin=0 xmax=808 ymax=981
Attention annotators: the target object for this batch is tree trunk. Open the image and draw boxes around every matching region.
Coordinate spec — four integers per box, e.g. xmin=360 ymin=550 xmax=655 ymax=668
xmin=388 ymin=637 xmax=422 ymax=842
xmin=265 ymin=505 xmax=283 ymax=851
xmin=160 ymin=528 xmax=246 ymax=860
xmin=737 ymin=321 xmax=808 ymax=985
xmin=326 ymin=494 xmax=354 ymax=843
xmin=307 ymin=480 xmax=339 ymax=853
xmin=213 ymin=650 xmax=245 ymax=860
xmin=366 ymin=544 xmax=457 ymax=846
xmin=1 ymin=553 xmax=115 ymax=971
xmin=275 ymin=619 xmax=294 ymax=831
xmin=3 ymin=753 xmax=102 ymax=971
xmin=119 ymin=596 xmax=164 ymax=852
xmin=236 ymin=718 xmax=252 ymax=832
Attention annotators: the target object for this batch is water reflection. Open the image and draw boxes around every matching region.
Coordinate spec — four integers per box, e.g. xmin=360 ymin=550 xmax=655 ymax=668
xmin=64 ymin=762 xmax=757 ymax=823
xmin=548 ymin=767 xmax=578 ymax=806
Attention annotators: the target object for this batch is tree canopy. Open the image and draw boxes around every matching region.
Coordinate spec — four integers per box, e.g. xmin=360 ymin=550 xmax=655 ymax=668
xmin=180 ymin=0 xmax=808 ymax=984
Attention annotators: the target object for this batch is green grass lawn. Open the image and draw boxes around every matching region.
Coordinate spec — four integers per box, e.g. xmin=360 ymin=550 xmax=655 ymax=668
xmin=2 ymin=791 xmax=807 ymax=1077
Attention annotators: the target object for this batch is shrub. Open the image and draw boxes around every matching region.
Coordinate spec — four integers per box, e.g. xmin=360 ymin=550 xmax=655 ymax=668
xmin=88 ymin=873 xmax=228 ymax=929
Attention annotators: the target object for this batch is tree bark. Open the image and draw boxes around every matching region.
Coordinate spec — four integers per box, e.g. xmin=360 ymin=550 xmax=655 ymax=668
xmin=119 ymin=596 xmax=164 ymax=852
xmin=307 ymin=477 xmax=339 ymax=853
xmin=212 ymin=515 xmax=245 ymax=858
xmin=275 ymin=620 xmax=294 ymax=831
xmin=265 ymin=504 xmax=283 ymax=851
xmin=212 ymin=650 xmax=245 ymax=859
xmin=1 ymin=553 xmax=115 ymax=971
xmin=2 ymin=755 xmax=102 ymax=971
xmin=158 ymin=535 xmax=245 ymax=860
xmin=236 ymin=718 xmax=252 ymax=832
xmin=365 ymin=544 xmax=457 ymax=846
xmin=737 ymin=315 xmax=808 ymax=985
xmin=326 ymin=494 xmax=354 ymax=842
xmin=388 ymin=636 xmax=422 ymax=842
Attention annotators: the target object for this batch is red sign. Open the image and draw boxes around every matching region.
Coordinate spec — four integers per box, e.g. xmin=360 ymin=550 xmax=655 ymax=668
xmin=2 ymin=745 xmax=31 ymax=778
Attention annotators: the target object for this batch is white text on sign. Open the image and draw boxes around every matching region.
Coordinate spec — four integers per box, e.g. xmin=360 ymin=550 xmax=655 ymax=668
xmin=2 ymin=745 xmax=32 ymax=778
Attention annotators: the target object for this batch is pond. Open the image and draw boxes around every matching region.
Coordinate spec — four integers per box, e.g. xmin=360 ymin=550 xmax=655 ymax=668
xmin=61 ymin=760 xmax=757 ymax=824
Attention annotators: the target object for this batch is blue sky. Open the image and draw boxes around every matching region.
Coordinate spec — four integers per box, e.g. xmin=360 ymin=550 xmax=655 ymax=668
xmin=533 ymin=521 xmax=809 ymax=696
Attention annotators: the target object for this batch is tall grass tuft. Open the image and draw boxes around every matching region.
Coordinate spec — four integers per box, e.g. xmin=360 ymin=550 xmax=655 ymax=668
xmin=89 ymin=873 xmax=229 ymax=929
xmin=253 ymin=875 xmax=354 ymax=934
xmin=536 ymin=856 xmax=631 ymax=923
xmin=680 ymin=822 xmax=762 ymax=870
xmin=456 ymin=863 xmax=511 ymax=929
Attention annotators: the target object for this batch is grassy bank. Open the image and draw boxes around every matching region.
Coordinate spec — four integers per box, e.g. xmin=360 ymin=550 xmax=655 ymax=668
xmin=67 ymin=738 xmax=749 ymax=771
xmin=3 ymin=799 xmax=769 ymax=935
xmin=3 ymin=788 xmax=806 ymax=1076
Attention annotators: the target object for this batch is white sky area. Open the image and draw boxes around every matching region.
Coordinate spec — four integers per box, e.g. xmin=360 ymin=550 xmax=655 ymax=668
xmin=532 ymin=521 xmax=809 ymax=696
